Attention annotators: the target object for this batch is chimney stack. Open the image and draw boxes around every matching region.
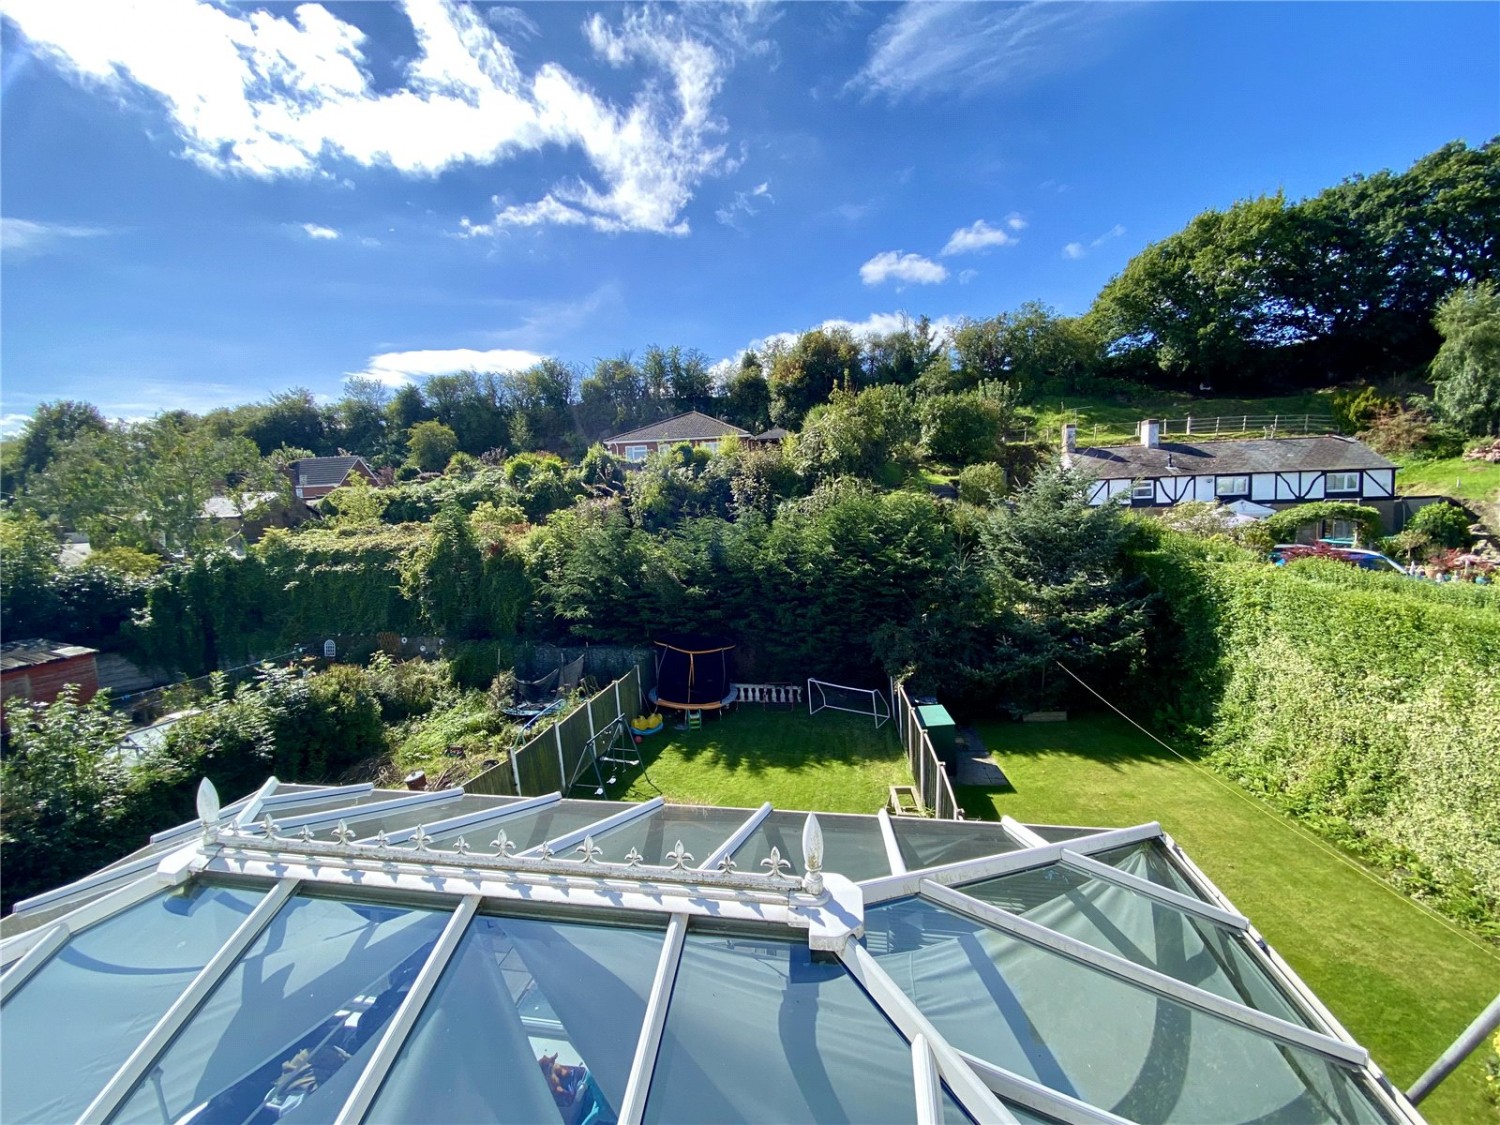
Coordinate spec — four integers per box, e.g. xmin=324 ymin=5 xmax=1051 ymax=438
xmin=1139 ymin=419 xmax=1160 ymax=448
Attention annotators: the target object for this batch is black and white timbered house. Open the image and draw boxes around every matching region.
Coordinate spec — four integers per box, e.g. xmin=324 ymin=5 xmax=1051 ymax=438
xmin=1065 ymin=420 xmax=1398 ymax=525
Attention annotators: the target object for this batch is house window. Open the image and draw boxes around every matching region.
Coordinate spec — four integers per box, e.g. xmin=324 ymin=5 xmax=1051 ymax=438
xmin=625 ymin=444 xmax=650 ymax=462
xmin=698 ymin=441 xmax=720 ymax=453
xmin=1215 ymin=475 xmax=1250 ymax=497
xmin=1326 ymin=471 xmax=1360 ymax=493
xmin=1131 ymin=480 xmax=1155 ymax=502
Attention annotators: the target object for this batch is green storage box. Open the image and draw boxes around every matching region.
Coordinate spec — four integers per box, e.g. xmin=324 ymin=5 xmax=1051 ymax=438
xmin=916 ymin=704 xmax=959 ymax=775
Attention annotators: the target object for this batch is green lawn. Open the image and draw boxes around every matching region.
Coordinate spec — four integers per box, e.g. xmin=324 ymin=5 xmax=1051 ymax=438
xmin=617 ymin=707 xmax=907 ymax=811
xmin=1022 ymin=390 xmax=1336 ymax=446
xmin=960 ymin=715 xmax=1500 ymax=1124
xmin=1394 ymin=453 xmax=1500 ymax=505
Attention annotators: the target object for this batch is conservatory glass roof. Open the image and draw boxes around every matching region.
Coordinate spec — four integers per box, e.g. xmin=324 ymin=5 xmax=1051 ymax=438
xmin=0 ymin=779 xmax=1419 ymax=1125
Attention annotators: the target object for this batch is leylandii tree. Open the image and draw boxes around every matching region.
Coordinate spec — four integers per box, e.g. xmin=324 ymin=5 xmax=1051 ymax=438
xmin=980 ymin=464 xmax=1153 ymax=708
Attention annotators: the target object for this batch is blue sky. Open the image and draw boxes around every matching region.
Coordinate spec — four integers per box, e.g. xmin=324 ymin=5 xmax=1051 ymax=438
xmin=2 ymin=1 xmax=1496 ymax=430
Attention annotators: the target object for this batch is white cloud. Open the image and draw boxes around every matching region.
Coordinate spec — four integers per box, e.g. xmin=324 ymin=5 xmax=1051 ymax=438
xmin=300 ymin=223 xmax=340 ymax=240
xmin=3 ymin=0 xmax=736 ymax=236
xmin=958 ymin=269 xmax=978 ymax=284
xmin=1062 ymin=223 xmax=1126 ymax=260
xmin=1 ymin=216 xmax=106 ymax=258
xmin=716 ymin=180 xmax=772 ymax=229
xmin=1006 ymin=212 xmax=1027 ymax=231
xmin=747 ymin=311 xmax=960 ymax=357
xmin=0 ymin=412 xmax=33 ymax=437
xmin=859 ymin=250 xmax=948 ymax=286
xmin=940 ymin=219 xmax=1016 ymax=256
xmin=353 ymin=347 xmax=546 ymax=387
xmin=850 ymin=2 xmax=1133 ymax=102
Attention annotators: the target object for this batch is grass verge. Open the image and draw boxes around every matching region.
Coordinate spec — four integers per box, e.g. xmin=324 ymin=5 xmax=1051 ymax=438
xmin=958 ymin=713 xmax=1500 ymax=1124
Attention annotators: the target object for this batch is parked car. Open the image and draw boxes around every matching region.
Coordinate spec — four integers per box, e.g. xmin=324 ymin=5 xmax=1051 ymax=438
xmin=1269 ymin=544 xmax=1409 ymax=575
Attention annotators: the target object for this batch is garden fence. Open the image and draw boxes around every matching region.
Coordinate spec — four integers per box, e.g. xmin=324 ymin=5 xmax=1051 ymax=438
xmin=889 ymin=678 xmax=961 ymax=820
xmin=467 ymin=665 xmax=646 ymax=798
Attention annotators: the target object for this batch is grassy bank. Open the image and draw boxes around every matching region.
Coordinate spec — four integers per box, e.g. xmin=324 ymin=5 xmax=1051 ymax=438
xmin=959 ymin=714 xmax=1499 ymax=1124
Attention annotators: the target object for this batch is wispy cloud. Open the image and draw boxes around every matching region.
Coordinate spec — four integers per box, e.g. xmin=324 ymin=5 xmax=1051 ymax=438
xmin=716 ymin=181 xmax=772 ymax=230
xmin=860 ymin=250 xmax=947 ymax=286
xmin=850 ymin=2 xmax=1134 ymax=102
xmin=0 ymin=413 xmax=33 ymax=438
xmin=299 ymin=223 xmax=340 ymax=241
xmin=353 ymin=347 xmax=547 ymax=388
xmin=1063 ymin=223 xmax=1126 ymax=260
xmin=3 ymin=0 xmax=739 ymax=236
xmin=1 ymin=216 xmax=107 ymax=259
xmin=940 ymin=218 xmax=1021 ymax=256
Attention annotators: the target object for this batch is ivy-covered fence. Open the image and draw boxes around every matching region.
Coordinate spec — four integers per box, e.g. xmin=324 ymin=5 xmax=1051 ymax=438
xmin=1137 ymin=534 xmax=1500 ymax=928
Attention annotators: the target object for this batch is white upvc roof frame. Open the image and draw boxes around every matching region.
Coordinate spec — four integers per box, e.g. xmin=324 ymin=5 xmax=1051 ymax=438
xmin=919 ymin=879 xmax=1369 ymax=1068
xmin=699 ymin=802 xmax=771 ymax=870
xmin=362 ymin=791 xmax=559 ymax=846
xmin=255 ymin=786 xmax=465 ymax=834
xmin=77 ymin=877 xmax=301 ymax=1124
xmin=335 ymin=895 xmax=481 ymax=1123
xmin=1057 ymin=847 xmax=1250 ymax=931
xmin=617 ymin=913 xmax=688 ymax=1123
xmin=860 ymin=822 xmax=1164 ymax=904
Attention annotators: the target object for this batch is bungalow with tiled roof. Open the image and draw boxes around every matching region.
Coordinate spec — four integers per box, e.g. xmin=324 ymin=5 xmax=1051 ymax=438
xmin=1065 ymin=419 xmax=1400 ymax=530
xmin=603 ymin=411 xmax=751 ymax=462
xmin=287 ymin=455 xmax=379 ymax=500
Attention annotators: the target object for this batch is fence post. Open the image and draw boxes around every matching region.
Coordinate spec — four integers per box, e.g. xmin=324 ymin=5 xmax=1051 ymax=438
xmin=509 ymin=734 xmax=523 ymax=795
xmin=555 ymin=722 xmax=566 ymax=792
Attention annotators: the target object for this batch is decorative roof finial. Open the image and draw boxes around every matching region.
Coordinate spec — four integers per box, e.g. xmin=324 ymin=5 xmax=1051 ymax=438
xmin=802 ymin=813 xmax=825 ymax=895
xmin=196 ymin=778 xmax=220 ymax=841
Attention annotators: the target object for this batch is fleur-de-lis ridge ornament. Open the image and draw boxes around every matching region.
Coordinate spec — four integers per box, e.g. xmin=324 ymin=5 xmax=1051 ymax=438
xmin=491 ymin=830 xmax=516 ymax=857
xmin=411 ymin=826 xmax=433 ymax=853
xmin=761 ymin=847 xmax=792 ymax=879
xmin=623 ymin=847 xmax=644 ymax=868
xmin=666 ymin=840 xmax=694 ymax=870
xmin=576 ymin=836 xmax=603 ymax=864
xmin=332 ymin=820 xmax=355 ymax=845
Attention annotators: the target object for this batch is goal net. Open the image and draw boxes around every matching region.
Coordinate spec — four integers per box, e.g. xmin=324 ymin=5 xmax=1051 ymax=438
xmin=807 ymin=678 xmax=892 ymax=729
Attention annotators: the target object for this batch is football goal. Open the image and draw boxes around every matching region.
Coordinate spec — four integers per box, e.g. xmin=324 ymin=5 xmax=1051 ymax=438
xmin=807 ymin=678 xmax=892 ymax=729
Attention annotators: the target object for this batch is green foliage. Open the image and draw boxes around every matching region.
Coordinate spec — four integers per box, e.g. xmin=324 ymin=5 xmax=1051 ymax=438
xmin=84 ymin=544 xmax=163 ymax=578
xmin=792 ymin=385 xmax=917 ymax=483
xmin=1136 ymin=533 xmax=1500 ymax=926
xmin=504 ymin=452 xmax=585 ymax=521
xmin=1432 ymin=281 xmax=1500 ymax=436
xmin=0 ymin=508 xmax=60 ymax=636
xmin=323 ymin=472 xmax=390 ymax=527
xmin=406 ymin=419 xmax=459 ymax=473
xmin=624 ymin=443 xmax=733 ymax=531
xmin=364 ymin=652 xmax=449 ymax=721
xmin=917 ymin=392 xmax=1005 ymax=465
xmin=2 ymin=399 xmax=106 ymax=494
xmin=767 ymin=327 xmax=863 ymax=428
xmin=950 ymin=303 xmax=1101 ymax=398
xmin=1406 ymin=500 xmax=1473 ymax=548
xmin=1262 ymin=501 xmax=1383 ymax=545
xmin=979 ymin=465 xmax=1154 ymax=707
xmin=446 ymin=639 xmax=510 ymax=689
xmin=1 ymin=686 xmax=130 ymax=910
xmin=1331 ymin=387 xmax=1401 ymax=434
xmin=956 ymin=462 xmax=1007 ymax=505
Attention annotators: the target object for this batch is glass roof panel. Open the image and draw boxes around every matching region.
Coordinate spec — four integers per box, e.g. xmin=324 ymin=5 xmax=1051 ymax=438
xmin=365 ymin=912 xmax=665 ymax=1123
xmin=573 ymin=805 xmax=758 ymax=867
xmin=0 ymin=884 xmax=266 ymax=1125
xmin=1023 ymin=824 xmax=1110 ymax=844
xmin=890 ymin=818 xmax=1022 ymax=871
xmin=730 ymin=811 xmax=892 ymax=881
xmin=1091 ymin=840 xmax=1202 ymax=897
xmin=423 ymin=799 xmax=623 ymax=854
xmin=109 ymin=895 xmax=450 ymax=1124
xmin=864 ymin=897 xmax=1389 ymax=1125
xmin=643 ymin=932 xmax=921 ymax=1123
xmin=957 ymin=865 xmax=1313 ymax=1026
xmin=306 ymin=795 xmax=505 ymax=841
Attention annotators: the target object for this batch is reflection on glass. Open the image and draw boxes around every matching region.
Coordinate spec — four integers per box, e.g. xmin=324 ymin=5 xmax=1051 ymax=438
xmin=109 ymin=896 xmax=448 ymax=1124
xmin=958 ymin=864 xmax=1312 ymax=1025
xmin=890 ymin=818 xmax=1021 ymax=870
xmin=366 ymin=913 xmax=664 ymax=1124
xmin=0 ymin=884 xmax=265 ymax=1125
xmin=645 ymin=933 xmax=922 ymax=1123
xmin=865 ymin=897 xmax=1388 ymax=1125
xmin=730 ymin=811 xmax=894 ymax=881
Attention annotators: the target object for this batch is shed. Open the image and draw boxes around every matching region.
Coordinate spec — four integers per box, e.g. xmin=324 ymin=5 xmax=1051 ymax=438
xmin=0 ymin=639 xmax=100 ymax=707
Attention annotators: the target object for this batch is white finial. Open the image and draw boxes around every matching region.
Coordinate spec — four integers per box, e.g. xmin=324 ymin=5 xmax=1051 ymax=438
xmin=801 ymin=813 xmax=825 ymax=894
xmin=196 ymin=779 xmax=221 ymax=840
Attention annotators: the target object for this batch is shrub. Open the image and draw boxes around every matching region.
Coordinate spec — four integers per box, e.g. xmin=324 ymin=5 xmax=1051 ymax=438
xmin=957 ymin=462 xmax=1007 ymax=505
xmin=1262 ymin=501 xmax=1382 ymax=545
xmin=1406 ymin=501 xmax=1473 ymax=549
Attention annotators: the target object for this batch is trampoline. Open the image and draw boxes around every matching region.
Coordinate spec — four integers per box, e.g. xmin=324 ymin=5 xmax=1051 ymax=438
xmin=648 ymin=635 xmax=735 ymax=713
